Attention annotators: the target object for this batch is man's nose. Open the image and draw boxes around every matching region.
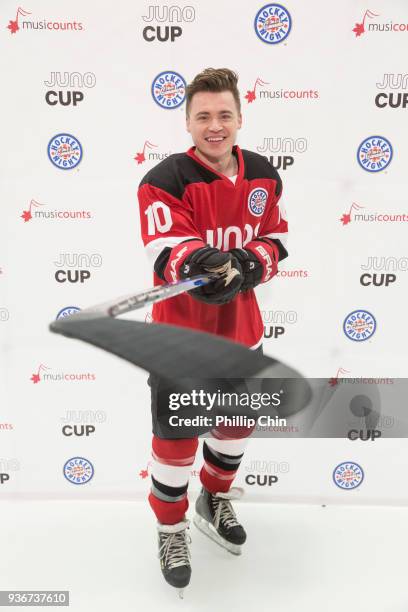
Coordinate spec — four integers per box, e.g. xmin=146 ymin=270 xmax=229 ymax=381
xmin=208 ymin=118 xmax=222 ymax=131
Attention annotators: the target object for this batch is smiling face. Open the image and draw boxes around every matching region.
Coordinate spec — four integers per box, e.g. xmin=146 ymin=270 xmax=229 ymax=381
xmin=186 ymin=90 xmax=242 ymax=164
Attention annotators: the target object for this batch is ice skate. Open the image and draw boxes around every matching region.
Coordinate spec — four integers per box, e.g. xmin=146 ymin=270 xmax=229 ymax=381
xmin=193 ymin=486 xmax=246 ymax=555
xmin=157 ymin=517 xmax=192 ymax=598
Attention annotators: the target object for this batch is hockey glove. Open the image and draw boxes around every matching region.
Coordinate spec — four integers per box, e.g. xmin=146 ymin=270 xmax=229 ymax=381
xmin=230 ymin=238 xmax=279 ymax=292
xmin=180 ymin=246 xmax=243 ymax=305
xmin=229 ymin=248 xmax=264 ymax=292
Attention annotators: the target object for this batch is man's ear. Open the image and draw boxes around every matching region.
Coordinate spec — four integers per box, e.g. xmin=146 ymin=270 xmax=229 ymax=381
xmin=238 ymin=113 xmax=242 ymax=129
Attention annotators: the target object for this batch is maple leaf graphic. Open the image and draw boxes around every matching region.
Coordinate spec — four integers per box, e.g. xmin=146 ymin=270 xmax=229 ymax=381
xmin=7 ymin=8 xmax=31 ymax=35
xmin=245 ymin=90 xmax=256 ymax=103
xmin=7 ymin=20 xmax=19 ymax=34
xmin=328 ymin=377 xmax=338 ymax=387
xmin=340 ymin=213 xmax=351 ymax=226
xmin=134 ymin=152 xmax=145 ymax=165
xmin=352 ymin=22 xmax=365 ymax=37
xmin=21 ymin=209 xmax=32 ymax=222
xmin=30 ymin=363 xmax=50 ymax=384
xmin=20 ymin=199 xmax=44 ymax=222
xmin=353 ymin=10 xmax=380 ymax=37
xmin=244 ymin=77 xmax=269 ymax=104
xmin=134 ymin=141 xmax=157 ymax=165
xmin=139 ymin=469 xmax=149 ymax=479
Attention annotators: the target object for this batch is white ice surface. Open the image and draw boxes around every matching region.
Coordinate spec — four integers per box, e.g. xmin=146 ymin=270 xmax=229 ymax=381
xmin=0 ymin=498 xmax=407 ymax=612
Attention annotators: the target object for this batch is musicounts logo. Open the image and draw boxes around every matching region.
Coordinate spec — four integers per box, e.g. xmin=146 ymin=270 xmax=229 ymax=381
xmin=20 ymin=199 xmax=92 ymax=222
xmin=353 ymin=9 xmax=408 ymax=37
xmin=276 ymin=269 xmax=309 ymax=278
xmin=6 ymin=6 xmax=84 ymax=35
xmin=339 ymin=202 xmax=408 ymax=225
xmin=134 ymin=140 xmax=172 ymax=165
xmin=30 ymin=364 xmax=96 ymax=384
xmin=329 ymin=367 xmax=351 ymax=387
xmin=245 ymin=76 xmax=319 ymax=104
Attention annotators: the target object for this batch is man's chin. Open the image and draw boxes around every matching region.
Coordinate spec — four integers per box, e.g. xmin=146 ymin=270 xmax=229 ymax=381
xmin=197 ymin=143 xmax=231 ymax=162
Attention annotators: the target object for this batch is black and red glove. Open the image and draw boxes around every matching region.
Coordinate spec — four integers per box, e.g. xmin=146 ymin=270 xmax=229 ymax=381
xmin=155 ymin=240 xmax=243 ymax=305
xmin=230 ymin=238 xmax=281 ymax=292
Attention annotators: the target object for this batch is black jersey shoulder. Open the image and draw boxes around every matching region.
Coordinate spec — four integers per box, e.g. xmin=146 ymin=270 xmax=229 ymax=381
xmin=241 ymin=149 xmax=282 ymax=197
xmin=139 ymin=152 xmax=222 ymax=201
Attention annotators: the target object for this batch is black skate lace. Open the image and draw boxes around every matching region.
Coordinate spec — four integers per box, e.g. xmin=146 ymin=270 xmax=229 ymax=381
xmin=212 ymin=497 xmax=240 ymax=531
xmin=159 ymin=530 xmax=192 ymax=569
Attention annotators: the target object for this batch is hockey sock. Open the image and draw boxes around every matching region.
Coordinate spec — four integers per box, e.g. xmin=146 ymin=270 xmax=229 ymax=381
xmin=149 ymin=435 xmax=198 ymax=525
xmin=200 ymin=437 xmax=249 ymax=494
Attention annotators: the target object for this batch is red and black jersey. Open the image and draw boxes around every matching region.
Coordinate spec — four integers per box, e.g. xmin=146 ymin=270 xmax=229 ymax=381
xmin=138 ymin=145 xmax=288 ymax=348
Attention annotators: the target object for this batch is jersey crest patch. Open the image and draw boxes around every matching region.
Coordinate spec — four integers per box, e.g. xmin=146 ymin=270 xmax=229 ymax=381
xmin=248 ymin=188 xmax=268 ymax=216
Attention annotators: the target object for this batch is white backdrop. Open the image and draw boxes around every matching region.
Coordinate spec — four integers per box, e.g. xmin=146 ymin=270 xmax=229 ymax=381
xmin=1 ymin=0 xmax=407 ymax=504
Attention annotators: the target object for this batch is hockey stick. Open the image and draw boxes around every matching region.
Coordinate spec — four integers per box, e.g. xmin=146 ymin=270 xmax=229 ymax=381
xmin=65 ymin=273 xmax=220 ymax=320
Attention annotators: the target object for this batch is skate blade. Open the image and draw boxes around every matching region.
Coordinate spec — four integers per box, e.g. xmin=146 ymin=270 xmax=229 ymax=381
xmin=193 ymin=514 xmax=242 ymax=556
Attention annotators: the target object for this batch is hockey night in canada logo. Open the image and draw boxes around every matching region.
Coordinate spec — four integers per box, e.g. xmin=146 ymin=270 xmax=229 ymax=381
xmin=333 ymin=462 xmax=364 ymax=490
xmin=63 ymin=457 xmax=94 ymax=485
xmin=352 ymin=9 xmax=408 ymax=37
xmin=343 ymin=310 xmax=376 ymax=342
xmin=357 ymin=136 xmax=392 ymax=172
xmin=48 ymin=133 xmax=82 ymax=170
xmin=20 ymin=199 xmax=91 ymax=222
xmin=254 ymin=4 xmax=292 ymax=44
xmin=6 ymin=6 xmax=84 ymax=34
xmin=151 ymin=71 xmax=186 ymax=109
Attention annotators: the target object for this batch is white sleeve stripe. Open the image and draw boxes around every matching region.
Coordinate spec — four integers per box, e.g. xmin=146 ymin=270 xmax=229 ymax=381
xmin=145 ymin=236 xmax=199 ymax=267
xmin=261 ymin=232 xmax=288 ymax=248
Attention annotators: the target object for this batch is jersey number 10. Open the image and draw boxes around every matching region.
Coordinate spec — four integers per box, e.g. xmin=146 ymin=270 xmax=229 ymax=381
xmin=145 ymin=202 xmax=173 ymax=235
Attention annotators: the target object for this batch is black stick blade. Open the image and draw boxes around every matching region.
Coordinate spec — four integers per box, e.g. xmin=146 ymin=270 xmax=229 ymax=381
xmin=50 ymin=316 xmax=299 ymax=380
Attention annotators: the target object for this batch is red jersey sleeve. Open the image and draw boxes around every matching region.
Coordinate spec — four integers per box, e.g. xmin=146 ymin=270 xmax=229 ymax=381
xmin=138 ymin=183 xmax=205 ymax=266
xmin=245 ymin=180 xmax=288 ymax=283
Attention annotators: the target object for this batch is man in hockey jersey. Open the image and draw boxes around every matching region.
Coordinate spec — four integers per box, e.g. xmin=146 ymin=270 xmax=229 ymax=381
xmin=138 ymin=68 xmax=288 ymax=595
